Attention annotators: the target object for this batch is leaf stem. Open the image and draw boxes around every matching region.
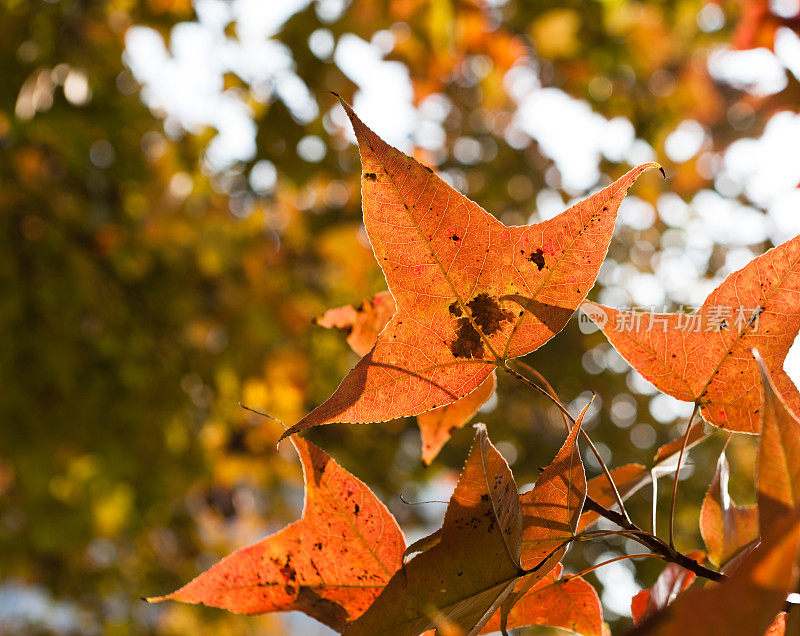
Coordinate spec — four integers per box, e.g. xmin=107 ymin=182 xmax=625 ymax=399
xmin=668 ymin=405 xmax=700 ymax=548
xmin=503 ymin=362 xmax=633 ymax=524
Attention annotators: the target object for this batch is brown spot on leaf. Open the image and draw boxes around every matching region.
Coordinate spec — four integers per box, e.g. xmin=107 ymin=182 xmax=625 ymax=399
xmin=363 ymin=172 xmax=377 ymax=181
xmin=467 ymin=293 xmax=514 ymax=336
xmin=450 ymin=234 xmax=460 ymax=241
xmin=448 ymin=301 xmax=463 ymax=317
xmin=528 ymin=248 xmax=545 ymax=270
xmin=449 ymin=317 xmax=483 ymax=359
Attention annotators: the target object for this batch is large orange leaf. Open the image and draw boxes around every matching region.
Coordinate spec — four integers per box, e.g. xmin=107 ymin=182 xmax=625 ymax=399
xmin=757 ymin=360 xmax=800 ymax=531
xmin=315 ymin=291 xmax=497 ymax=464
xmin=281 ymin=96 xmax=659 ymax=440
xmin=343 ymin=424 xmax=523 ymax=636
xmin=700 ymin=450 xmax=759 ymax=567
xmin=582 ymin=234 xmax=800 ymax=433
xmin=632 ymin=512 xmax=800 ymax=635
xmin=630 ymin=551 xmax=705 ymax=626
xmin=520 ymin=406 xmax=587 ymax=572
xmin=146 ymin=437 xmax=404 ymax=631
xmin=480 ymin=564 xmax=603 ymax=636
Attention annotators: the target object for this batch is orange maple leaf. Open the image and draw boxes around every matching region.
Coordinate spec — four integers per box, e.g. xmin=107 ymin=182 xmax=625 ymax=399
xmin=582 ymin=234 xmax=800 ymax=433
xmin=146 ymin=437 xmax=404 ymax=631
xmin=315 ymin=290 xmax=497 ymax=464
xmin=282 ymin=95 xmax=659 ymax=440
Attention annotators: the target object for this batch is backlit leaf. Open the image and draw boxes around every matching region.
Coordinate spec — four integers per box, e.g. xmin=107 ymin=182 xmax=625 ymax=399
xmin=344 ymin=425 xmax=523 ymax=636
xmin=632 ymin=512 xmax=800 ymax=635
xmin=480 ymin=564 xmax=603 ymax=636
xmin=757 ymin=359 xmax=800 ymax=530
xmin=582 ymin=234 xmax=800 ymax=433
xmin=700 ymin=451 xmax=759 ymax=567
xmin=282 ymin=97 xmax=659 ymax=439
xmin=147 ymin=437 xmax=404 ymax=631
xmin=630 ymin=551 xmax=705 ymax=626
xmin=520 ymin=405 xmax=587 ymax=572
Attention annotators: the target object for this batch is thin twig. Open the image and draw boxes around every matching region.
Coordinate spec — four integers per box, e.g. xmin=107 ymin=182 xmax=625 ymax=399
xmin=564 ymin=553 xmax=665 ymax=581
xmin=583 ymin=495 xmax=724 ymax=582
xmin=503 ymin=362 xmax=633 ymax=524
xmin=668 ymin=405 xmax=700 ymax=548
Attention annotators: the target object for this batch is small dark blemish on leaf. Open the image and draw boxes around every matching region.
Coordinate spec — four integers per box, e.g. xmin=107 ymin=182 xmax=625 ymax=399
xmin=423 ymin=165 xmax=433 ymax=173
xmin=363 ymin=172 xmax=377 ymax=181
xmin=528 ymin=248 xmax=545 ymax=270
xmin=448 ymin=302 xmax=463 ymax=317
xmin=450 ymin=234 xmax=460 ymax=241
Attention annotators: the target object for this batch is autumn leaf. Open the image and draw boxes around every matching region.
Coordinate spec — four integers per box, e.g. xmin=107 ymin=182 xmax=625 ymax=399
xmin=757 ymin=356 xmax=800 ymax=531
xmin=520 ymin=405 xmax=587 ymax=572
xmin=344 ymin=424 xmax=524 ymax=636
xmin=630 ymin=551 xmax=705 ymax=626
xmin=146 ymin=437 xmax=404 ymax=631
xmin=315 ymin=290 xmax=497 ymax=464
xmin=579 ymin=420 xmax=709 ymax=531
xmin=281 ymin=96 xmax=660 ymax=440
xmin=700 ymin=451 xmax=759 ymax=567
xmin=315 ymin=290 xmax=396 ymax=357
xmin=631 ymin=512 xmax=800 ymax=635
xmin=480 ymin=564 xmax=603 ymax=636
xmin=418 ymin=371 xmax=497 ymax=465
xmin=581 ymin=234 xmax=800 ymax=433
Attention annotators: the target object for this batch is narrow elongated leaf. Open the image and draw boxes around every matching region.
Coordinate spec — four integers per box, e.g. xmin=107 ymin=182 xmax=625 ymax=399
xmin=520 ymin=406 xmax=587 ymax=573
xmin=582 ymin=234 xmax=800 ymax=433
xmin=630 ymin=551 xmax=705 ymax=626
xmin=700 ymin=451 xmax=759 ymax=567
xmin=631 ymin=512 xmax=800 ymax=635
xmin=480 ymin=564 xmax=603 ymax=636
xmin=282 ymin=96 xmax=659 ymax=440
xmin=758 ymin=359 xmax=800 ymax=530
xmin=315 ymin=290 xmax=497 ymax=464
xmin=146 ymin=438 xmax=404 ymax=631
xmin=344 ymin=425 xmax=523 ymax=636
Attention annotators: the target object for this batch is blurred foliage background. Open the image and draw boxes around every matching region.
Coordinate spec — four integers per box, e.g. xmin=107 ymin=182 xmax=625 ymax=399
xmin=2 ymin=0 xmax=800 ymax=633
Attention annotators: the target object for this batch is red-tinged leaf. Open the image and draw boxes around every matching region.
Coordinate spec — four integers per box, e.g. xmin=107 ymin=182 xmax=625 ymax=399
xmin=582 ymin=234 xmax=800 ymax=433
xmin=418 ymin=371 xmax=497 ymax=465
xmin=765 ymin=613 xmax=787 ymax=636
xmin=315 ymin=290 xmax=396 ymax=356
xmin=480 ymin=564 xmax=602 ymax=636
xmin=520 ymin=406 xmax=586 ymax=573
xmin=700 ymin=451 xmax=759 ymax=567
xmin=630 ymin=551 xmax=705 ymax=626
xmin=631 ymin=512 xmax=800 ymax=636
xmin=344 ymin=425 xmax=523 ymax=636
xmin=146 ymin=437 xmax=404 ymax=631
xmin=281 ymin=96 xmax=660 ymax=440
xmin=758 ymin=360 xmax=800 ymax=530
xmin=315 ymin=291 xmax=497 ymax=464
xmin=579 ymin=423 xmax=709 ymax=532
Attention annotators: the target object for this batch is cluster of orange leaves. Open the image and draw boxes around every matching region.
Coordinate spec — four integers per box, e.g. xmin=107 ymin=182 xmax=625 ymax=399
xmin=149 ymin=98 xmax=800 ymax=635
